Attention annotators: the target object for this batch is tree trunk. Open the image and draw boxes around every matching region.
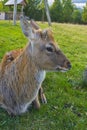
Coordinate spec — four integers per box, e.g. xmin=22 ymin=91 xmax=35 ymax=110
xmin=44 ymin=0 xmax=51 ymax=26
xmin=13 ymin=0 xmax=17 ymax=25
xmin=42 ymin=9 xmax=45 ymax=23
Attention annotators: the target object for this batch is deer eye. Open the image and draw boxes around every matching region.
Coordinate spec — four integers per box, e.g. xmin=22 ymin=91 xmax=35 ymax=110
xmin=46 ymin=44 xmax=54 ymax=53
xmin=46 ymin=46 xmax=53 ymax=52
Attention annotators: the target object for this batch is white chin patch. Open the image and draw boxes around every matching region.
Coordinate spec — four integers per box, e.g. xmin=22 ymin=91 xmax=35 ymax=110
xmin=55 ymin=66 xmax=68 ymax=72
xmin=60 ymin=69 xmax=67 ymax=72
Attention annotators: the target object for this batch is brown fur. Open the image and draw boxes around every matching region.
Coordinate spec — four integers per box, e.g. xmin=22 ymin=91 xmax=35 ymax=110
xmin=0 ymin=49 xmax=23 ymax=74
xmin=1 ymin=48 xmax=47 ymax=108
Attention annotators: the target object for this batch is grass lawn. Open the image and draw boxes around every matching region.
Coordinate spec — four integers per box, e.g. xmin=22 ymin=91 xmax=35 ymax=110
xmin=0 ymin=20 xmax=87 ymax=130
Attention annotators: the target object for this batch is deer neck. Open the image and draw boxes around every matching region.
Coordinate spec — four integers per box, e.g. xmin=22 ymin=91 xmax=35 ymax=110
xmin=24 ymin=43 xmax=46 ymax=84
xmin=14 ymin=43 xmax=38 ymax=75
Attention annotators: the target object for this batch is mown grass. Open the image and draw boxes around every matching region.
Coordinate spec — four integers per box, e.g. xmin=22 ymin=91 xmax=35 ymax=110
xmin=0 ymin=20 xmax=87 ymax=130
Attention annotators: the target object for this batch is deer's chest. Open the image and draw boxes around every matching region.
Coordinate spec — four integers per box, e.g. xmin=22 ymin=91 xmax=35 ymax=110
xmin=20 ymin=71 xmax=46 ymax=113
xmin=35 ymin=70 xmax=46 ymax=86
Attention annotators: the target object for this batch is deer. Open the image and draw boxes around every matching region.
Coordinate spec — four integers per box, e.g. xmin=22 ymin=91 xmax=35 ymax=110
xmin=0 ymin=15 xmax=71 ymax=116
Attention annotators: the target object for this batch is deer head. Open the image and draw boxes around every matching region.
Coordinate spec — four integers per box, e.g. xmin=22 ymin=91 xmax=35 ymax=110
xmin=20 ymin=16 xmax=71 ymax=72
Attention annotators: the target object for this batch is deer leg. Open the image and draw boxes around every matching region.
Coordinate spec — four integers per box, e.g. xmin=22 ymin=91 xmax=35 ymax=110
xmin=33 ymin=96 xmax=40 ymax=110
xmin=33 ymin=86 xmax=47 ymax=109
xmin=39 ymin=87 xmax=47 ymax=104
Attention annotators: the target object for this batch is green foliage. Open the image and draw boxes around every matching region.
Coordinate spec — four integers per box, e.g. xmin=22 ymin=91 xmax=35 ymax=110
xmin=1 ymin=0 xmax=9 ymax=12
xmin=50 ymin=0 xmax=63 ymax=22
xmin=0 ymin=2 xmax=3 ymax=11
xmin=24 ymin=0 xmax=46 ymax=21
xmin=0 ymin=0 xmax=86 ymax=24
xmin=72 ymin=9 xmax=82 ymax=24
xmin=50 ymin=0 xmax=74 ymax=23
xmin=0 ymin=21 xmax=87 ymax=130
xmin=62 ymin=0 xmax=74 ymax=22
xmin=82 ymin=3 xmax=87 ymax=23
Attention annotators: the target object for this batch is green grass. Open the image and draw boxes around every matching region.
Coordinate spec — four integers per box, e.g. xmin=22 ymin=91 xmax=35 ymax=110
xmin=0 ymin=20 xmax=87 ymax=130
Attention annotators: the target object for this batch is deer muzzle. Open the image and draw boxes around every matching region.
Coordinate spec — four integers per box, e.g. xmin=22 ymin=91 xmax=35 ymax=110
xmin=55 ymin=61 xmax=71 ymax=72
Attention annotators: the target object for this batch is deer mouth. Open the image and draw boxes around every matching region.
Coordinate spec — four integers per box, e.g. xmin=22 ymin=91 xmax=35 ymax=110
xmin=55 ymin=66 xmax=70 ymax=72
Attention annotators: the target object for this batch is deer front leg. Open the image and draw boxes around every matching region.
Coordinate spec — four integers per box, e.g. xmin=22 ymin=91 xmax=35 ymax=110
xmin=33 ymin=96 xmax=40 ymax=110
xmin=32 ymin=87 xmax=47 ymax=110
xmin=39 ymin=87 xmax=47 ymax=104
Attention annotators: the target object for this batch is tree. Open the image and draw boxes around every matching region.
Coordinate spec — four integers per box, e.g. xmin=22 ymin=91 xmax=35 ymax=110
xmin=62 ymin=0 xmax=74 ymax=22
xmin=0 ymin=1 xmax=3 ymax=11
xmin=44 ymin=0 xmax=51 ymax=25
xmin=72 ymin=9 xmax=82 ymax=24
xmin=50 ymin=0 xmax=63 ymax=22
xmin=13 ymin=0 xmax=17 ymax=25
xmin=36 ymin=0 xmax=47 ymax=22
xmin=0 ymin=0 xmax=9 ymax=12
xmin=82 ymin=3 xmax=87 ymax=24
xmin=24 ymin=0 xmax=43 ymax=20
xmin=24 ymin=0 xmax=51 ymax=25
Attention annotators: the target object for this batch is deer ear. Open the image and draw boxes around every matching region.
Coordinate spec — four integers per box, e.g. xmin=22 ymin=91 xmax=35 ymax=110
xmin=30 ymin=20 xmax=40 ymax=30
xmin=20 ymin=15 xmax=34 ymax=39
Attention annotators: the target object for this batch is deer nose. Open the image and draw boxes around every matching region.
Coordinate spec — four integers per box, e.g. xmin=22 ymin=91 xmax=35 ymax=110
xmin=64 ymin=60 xmax=71 ymax=69
xmin=67 ymin=61 xmax=71 ymax=69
